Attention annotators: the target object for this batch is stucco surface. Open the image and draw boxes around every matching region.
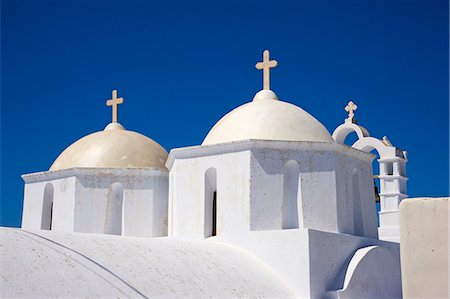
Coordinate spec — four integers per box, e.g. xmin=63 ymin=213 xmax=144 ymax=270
xmin=0 ymin=228 xmax=295 ymax=298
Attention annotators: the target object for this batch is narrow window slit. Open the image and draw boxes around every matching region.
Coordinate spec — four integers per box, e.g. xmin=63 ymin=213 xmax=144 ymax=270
xmin=212 ymin=191 xmax=217 ymax=236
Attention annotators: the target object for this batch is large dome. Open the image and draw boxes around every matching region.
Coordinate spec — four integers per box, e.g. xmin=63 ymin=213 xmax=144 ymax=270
xmin=202 ymin=90 xmax=333 ymax=145
xmin=1 ymin=228 xmax=296 ymax=298
xmin=50 ymin=122 xmax=168 ymax=171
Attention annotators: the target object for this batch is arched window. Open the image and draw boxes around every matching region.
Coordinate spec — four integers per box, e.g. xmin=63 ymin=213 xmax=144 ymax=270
xmin=282 ymin=160 xmax=300 ymax=229
xmin=204 ymin=168 xmax=217 ymax=237
xmin=352 ymin=170 xmax=364 ymax=236
xmin=105 ymin=182 xmax=123 ymax=235
xmin=41 ymin=183 xmax=54 ymax=230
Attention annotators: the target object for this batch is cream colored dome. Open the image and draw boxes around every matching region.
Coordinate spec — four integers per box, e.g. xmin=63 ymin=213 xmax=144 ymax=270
xmin=202 ymin=90 xmax=333 ymax=145
xmin=50 ymin=122 xmax=168 ymax=171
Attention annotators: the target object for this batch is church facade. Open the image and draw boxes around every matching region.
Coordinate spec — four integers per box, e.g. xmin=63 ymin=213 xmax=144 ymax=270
xmin=2 ymin=50 xmax=407 ymax=298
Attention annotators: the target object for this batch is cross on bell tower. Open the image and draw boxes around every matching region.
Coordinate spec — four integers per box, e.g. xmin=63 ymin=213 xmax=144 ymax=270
xmin=345 ymin=101 xmax=358 ymax=123
xmin=255 ymin=50 xmax=278 ymax=90
xmin=106 ymin=90 xmax=124 ymax=123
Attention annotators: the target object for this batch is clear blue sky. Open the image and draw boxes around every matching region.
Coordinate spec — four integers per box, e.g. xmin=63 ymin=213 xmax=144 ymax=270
xmin=1 ymin=0 xmax=448 ymax=227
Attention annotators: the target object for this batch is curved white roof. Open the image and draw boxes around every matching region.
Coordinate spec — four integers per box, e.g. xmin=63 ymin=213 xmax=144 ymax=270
xmin=1 ymin=228 xmax=295 ymax=298
xmin=50 ymin=122 xmax=168 ymax=171
xmin=202 ymin=90 xmax=333 ymax=145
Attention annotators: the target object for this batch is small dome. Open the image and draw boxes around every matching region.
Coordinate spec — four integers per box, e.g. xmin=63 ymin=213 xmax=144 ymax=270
xmin=202 ymin=90 xmax=333 ymax=145
xmin=50 ymin=123 xmax=168 ymax=171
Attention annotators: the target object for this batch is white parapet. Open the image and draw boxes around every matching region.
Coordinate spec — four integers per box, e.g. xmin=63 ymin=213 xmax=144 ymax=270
xmin=400 ymin=197 xmax=449 ymax=299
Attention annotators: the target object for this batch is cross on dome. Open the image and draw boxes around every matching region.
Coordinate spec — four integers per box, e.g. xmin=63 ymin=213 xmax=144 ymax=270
xmin=345 ymin=101 xmax=357 ymax=123
xmin=106 ymin=90 xmax=124 ymax=123
xmin=255 ymin=50 xmax=278 ymax=90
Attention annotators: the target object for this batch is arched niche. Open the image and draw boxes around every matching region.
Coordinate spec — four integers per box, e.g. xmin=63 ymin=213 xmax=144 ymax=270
xmin=105 ymin=182 xmax=123 ymax=235
xmin=282 ymin=160 xmax=300 ymax=229
xmin=41 ymin=183 xmax=54 ymax=230
xmin=352 ymin=169 xmax=364 ymax=236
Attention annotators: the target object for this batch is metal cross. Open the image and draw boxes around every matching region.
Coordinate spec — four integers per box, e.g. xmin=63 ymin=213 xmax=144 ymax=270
xmin=345 ymin=101 xmax=357 ymax=123
xmin=255 ymin=50 xmax=278 ymax=90
xmin=106 ymin=90 xmax=124 ymax=123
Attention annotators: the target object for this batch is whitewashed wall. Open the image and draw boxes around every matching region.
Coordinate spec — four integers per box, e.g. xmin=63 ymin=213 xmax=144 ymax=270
xmin=167 ymin=140 xmax=379 ymax=240
xmin=168 ymin=150 xmax=252 ymax=238
xmin=21 ymin=168 xmax=168 ymax=237
xmin=22 ymin=175 xmax=76 ymax=232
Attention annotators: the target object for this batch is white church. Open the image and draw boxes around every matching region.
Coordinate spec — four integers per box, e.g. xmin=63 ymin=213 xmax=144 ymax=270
xmin=2 ymin=50 xmax=443 ymax=299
